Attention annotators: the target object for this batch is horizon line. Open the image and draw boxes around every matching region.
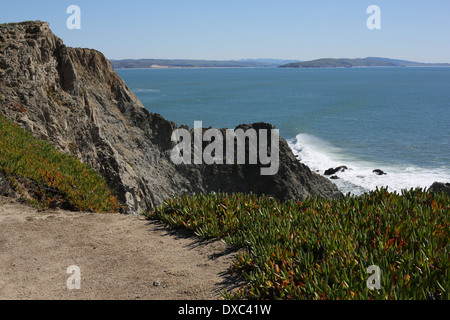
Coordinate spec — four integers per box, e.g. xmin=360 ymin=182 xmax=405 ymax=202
xmin=107 ymin=56 xmax=450 ymax=65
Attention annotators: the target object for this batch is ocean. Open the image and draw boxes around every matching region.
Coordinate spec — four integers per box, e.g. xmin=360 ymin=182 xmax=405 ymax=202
xmin=116 ymin=67 xmax=450 ymax=195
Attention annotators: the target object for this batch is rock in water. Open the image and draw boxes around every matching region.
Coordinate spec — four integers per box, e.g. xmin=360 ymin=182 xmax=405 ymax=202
xmin=324 ymin=166 xmax=348 ymax=176
xmin=0 ymin=21 xmax=343 ymax=213
xmin=373 ymin=169 xmax=387 ymax=176
xmin=429 ymin=182 xmax=450 ymax=195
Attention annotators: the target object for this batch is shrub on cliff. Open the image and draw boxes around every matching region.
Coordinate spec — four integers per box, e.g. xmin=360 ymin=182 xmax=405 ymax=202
xmin=0 ymin=113 xmax=120 ymax=212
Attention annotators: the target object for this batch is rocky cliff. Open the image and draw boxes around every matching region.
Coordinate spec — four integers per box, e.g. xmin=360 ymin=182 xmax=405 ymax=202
xmin=0 ymin=21 xmax=342 ymax=213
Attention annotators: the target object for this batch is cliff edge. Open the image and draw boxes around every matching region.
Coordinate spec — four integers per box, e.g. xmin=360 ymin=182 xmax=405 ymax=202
xmin=0 ymin=21 xmax=342 ymax=213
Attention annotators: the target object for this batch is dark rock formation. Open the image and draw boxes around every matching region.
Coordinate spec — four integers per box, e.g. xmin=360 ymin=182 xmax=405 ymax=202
xmin=0 ymin=170 xmax=15 ymax=197
xmin=429 ymin=182 xmax=450 ymax=195
xmin=330 ymin=176 xmax=340 ymax=180
xmin=373 ymin=169 xmax=387 ymax=176
xmin=324 ymin=166 xmax=348 ymax=176
xmin=0 ymin=21 xmax=343 ymax=213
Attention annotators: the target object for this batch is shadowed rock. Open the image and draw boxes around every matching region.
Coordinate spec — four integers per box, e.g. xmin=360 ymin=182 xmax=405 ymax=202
xmin=429 ymin=182 xmax=450 ymax=195
xmin=373 ymin=169 xmax=387 ymax=176
xmin=324 ymin=166 xmax=348 ymax=176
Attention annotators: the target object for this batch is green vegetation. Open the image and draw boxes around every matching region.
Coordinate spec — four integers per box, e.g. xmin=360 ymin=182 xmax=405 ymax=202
xmin=0 ymin=113 xmax=120 ymax=212
xmin=146 ymin=189 xmax=449 ymax=300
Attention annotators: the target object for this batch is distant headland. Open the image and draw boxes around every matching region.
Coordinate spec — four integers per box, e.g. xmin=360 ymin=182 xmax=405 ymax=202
xmin=278 ymin=57 xmax=450 ymax=68
xmin=110 ymin=57 xmax=450 ymax=69
xmin=110 ymin=58 xmax=300 ymax=69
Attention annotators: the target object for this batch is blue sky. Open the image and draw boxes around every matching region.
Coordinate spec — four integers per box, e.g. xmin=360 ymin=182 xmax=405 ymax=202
xmin=2 ymin=0 xmax=450 ymax=63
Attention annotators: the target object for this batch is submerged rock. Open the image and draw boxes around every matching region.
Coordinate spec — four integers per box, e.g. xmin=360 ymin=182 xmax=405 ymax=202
xmin=0 ymin=21 xmax=343 ymax=213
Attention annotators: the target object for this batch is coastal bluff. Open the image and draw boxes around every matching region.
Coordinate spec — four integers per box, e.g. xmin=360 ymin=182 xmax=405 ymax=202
xmin=0 ymin=21 xmax=342 ymax=214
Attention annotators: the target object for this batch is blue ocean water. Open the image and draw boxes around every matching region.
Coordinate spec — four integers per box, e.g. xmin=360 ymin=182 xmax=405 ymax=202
xmin=116 ymin=67 xmax=450 ymax=195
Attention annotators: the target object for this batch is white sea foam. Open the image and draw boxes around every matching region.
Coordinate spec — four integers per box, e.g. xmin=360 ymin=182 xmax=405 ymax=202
xmin=288 ymin=133 xmax=450 ymax=196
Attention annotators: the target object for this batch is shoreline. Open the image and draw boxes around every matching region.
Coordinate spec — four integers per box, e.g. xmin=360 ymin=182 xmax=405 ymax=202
xmin=113 ymin=66 xmax=269 ymax=70
xmin=113 ymin=65 xmax=450 ymax=71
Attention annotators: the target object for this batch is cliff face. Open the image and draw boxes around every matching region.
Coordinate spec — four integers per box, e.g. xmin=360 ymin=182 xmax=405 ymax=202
xmin=0 ymin=21 xmax=342 ymax=213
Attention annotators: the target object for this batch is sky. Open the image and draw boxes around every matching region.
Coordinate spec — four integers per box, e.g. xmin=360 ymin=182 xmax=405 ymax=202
xmin=1 ymin=0 xmax=450 ymax=63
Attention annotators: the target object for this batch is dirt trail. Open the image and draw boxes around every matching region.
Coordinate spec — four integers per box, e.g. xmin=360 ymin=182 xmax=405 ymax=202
xmin=0 ymin=197 xmax=242 ymax=300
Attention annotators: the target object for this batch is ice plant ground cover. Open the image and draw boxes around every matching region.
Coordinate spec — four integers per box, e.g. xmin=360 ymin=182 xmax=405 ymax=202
xmin=146 ymin=189 xmax=449 ymax=300
xmin=0 ymin=113 xmax=120 ymax=213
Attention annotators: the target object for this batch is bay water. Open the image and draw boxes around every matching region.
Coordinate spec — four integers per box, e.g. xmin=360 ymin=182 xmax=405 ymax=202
xmin=116 ymin=67 xmax=450 ymax=195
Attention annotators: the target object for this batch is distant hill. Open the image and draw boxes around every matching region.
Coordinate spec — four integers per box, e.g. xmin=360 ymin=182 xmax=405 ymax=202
xmin=279 ymin=57 xmax=450 ymax=68
xmin=111 ymin=57 xmax=450 ymax=69
xmin=110 ymin=58 xmax=277 ymax=69
xmin=279 ymin=58 xmax=398 ymax=68
xmin=365 ymin=57 xmax=450 ymax=67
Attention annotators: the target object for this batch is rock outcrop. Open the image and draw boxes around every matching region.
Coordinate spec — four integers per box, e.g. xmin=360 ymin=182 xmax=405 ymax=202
xmin=429 ymin=182 xmax=450 ymax=195
xmin=373 ymin=169 xmax=387 ymax=176
xmin=324 ymin=166 xmax=348 ymax=176
xmin=0 ymin=21 xmax=342 ymax=213
xmin=0 ymin=170 xmax=15 ymax=197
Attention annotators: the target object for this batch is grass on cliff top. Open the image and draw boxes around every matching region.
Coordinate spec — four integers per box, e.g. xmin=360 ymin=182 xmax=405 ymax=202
xmin=0 ymin=113 xmax=120 ymax=213
xmin=146 ymin=189 xmax=449 ymax=300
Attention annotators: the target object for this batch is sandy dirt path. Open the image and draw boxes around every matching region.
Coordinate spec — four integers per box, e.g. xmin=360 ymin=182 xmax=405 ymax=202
xmin=0 ymin=197 xmax=242 ymax=300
